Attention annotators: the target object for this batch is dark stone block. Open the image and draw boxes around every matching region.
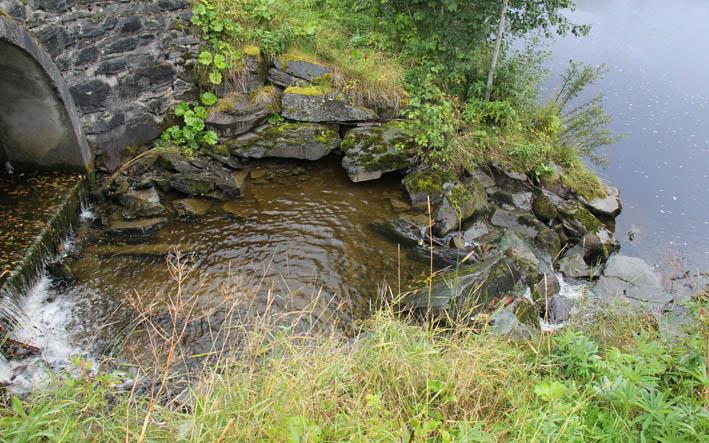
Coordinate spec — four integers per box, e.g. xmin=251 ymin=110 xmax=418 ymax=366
xmin=70 ymin=79 xmax=111 ymax=111
xmin=102 ymin=16 xmax=118 ymax=31
xmin=35 ymin=24 xmax=72 ymax=57
xmin=75 ymin=46 xmax=99 ymax=65
xmin=96 ymin=58 xmax=127 ymax=75
xmin=28 ymin=0 xmax=75 ymax=13
xmin=91 ymin=113 xmax=125 ymax=134
xmin=158 ymin=0 xmax=188 ymax=11
xmin=120 ymin=16 xmax=142 ymax=33
xmin=79 ymin=23 xmax=104 ymax=38
xmin=103 ymin=36 xmax=138 ymax=54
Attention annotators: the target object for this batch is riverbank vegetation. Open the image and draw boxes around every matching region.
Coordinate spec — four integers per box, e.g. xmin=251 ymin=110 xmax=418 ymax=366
xmin=158 ymin=0 xmax=615 ymax=198
xmin=1 ymin=289 xmax=707 ymax=441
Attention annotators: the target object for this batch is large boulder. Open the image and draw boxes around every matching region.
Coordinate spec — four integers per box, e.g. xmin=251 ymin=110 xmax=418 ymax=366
xmin=593 ymin=255 xmax=672 ymax=306
xmin=281 ymin=86 xmax=377 ymax=122
xmin=558 ymin=200 xmax=605 ymax=240
xmin=532 ymin=190 xmax=561 ymax=223
xmin=227 ymin=122 xmax=340 ymax=161
xmin=405 ymin=254 xmax=524 ymax=315
xmin=206 ymin=88 xmax=279 ymax=138
xmin=340 ymin=123 xmax=415 ymax=182
xmin=118 ymin=187 xmax=165 ymax=219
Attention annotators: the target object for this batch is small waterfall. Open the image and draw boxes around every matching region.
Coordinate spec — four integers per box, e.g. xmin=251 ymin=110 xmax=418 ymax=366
xmin=0 ymin=175 xmax=95 ymax=393
xmin=0 ymin=273 xmax=94 ymax=394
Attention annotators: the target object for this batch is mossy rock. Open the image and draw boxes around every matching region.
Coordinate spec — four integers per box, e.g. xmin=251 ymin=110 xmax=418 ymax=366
xmin=226 ymin=122 xmax=340 ymax=161
xmin=340 ymin=122 xmax=415 ymax=182
xmin=433 ymin=178 xmax=488 ymax=236
xmin=532 ymin=191 xmax=559 ymax=222
xmin=403 ymin=167 xmax=457 ymax=209
xmin=558 ymin=200 xmax=604 ymax=239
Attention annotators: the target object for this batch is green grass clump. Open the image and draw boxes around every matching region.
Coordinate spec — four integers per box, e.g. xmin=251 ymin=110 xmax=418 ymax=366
xmin=208 ymin=0 xmax=406 ymax=112
xmin=1 ymin=300 xmax=706 ymax=442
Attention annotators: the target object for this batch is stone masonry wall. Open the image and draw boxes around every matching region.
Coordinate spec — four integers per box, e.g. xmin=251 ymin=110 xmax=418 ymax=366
xmin=0 ymin=0 xmax=200 ymax=169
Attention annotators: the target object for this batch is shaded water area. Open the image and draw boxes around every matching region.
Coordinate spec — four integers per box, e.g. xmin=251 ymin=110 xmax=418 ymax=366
xmin=1 ymin=157 xmax=436 ymax=391
xmin=548 ymin=0 xmax=709 ymax=269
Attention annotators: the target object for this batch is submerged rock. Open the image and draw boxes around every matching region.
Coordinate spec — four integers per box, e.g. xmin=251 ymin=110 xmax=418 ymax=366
xmin=227 ymin=122 xmax=340 ymax=161
xmin=172 ymin=198 xmax=212 ymax=217
xmin=593 ymin=255 xmax=672 ymax=306
xmin=118 ymin=187 xmax=165 ymax=219
xmin=105 ymin=217 xmax=168 ymax=237
xmin=281 ymin=86 xmax=377 ymax=122
xmin=340 ymin=123 xmax=415 ymax=182
xmin=46 ymin=260 xmax=75 ymax=283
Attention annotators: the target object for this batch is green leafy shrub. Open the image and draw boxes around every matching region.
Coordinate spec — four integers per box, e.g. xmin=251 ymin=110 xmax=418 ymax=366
xmin=157 ymin=92 xmax=219 ymax=153
xmin=402 ymin=76 xmax=459 ymax=164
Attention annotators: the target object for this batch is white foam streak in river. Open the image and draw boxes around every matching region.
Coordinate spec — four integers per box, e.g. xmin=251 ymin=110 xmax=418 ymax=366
xmin=1 ymin=275 xmax=93 ymax=394
xmin=539 ymin=274 xmax=589 ymax=332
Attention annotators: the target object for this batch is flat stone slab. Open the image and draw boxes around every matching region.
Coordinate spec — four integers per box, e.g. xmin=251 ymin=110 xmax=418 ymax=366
xmin=593 ymin=254 xmax=672 ymax=305
xmin=227 ymin=122 xmax=340 ymax=161
xmin=281 ymin=88 xmax=377 ymax=122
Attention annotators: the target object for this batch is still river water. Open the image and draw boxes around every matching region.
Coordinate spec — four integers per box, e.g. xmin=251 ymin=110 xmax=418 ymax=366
xmin=549 ymin=0 xmax=709 ymax=269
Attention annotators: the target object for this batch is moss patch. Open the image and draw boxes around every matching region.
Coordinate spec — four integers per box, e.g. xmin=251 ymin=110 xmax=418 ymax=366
xmin=284 ymin=85 xmax=330 ymax=96
xmin=403 ymin=167 xmax=456 ymax=195
xmin=242 ymin=45 xmax=261 ymax=56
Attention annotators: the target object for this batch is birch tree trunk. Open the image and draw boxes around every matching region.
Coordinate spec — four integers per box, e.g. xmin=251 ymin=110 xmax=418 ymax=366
xmin=484 ymin=0 xmax=509 ymax=101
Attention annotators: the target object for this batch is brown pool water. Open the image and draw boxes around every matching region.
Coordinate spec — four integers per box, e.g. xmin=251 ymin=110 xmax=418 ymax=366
xmin=61 ymin=157 xmax=434 ymax=354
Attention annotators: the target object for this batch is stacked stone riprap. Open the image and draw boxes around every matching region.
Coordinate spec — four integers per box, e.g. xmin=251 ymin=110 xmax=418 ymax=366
xmin=0 ymin=0 xmax=200 ymax=168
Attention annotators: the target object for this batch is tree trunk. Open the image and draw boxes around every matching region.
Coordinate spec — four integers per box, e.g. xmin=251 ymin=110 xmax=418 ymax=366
xmin=484 ymin=0 xmax=509 ymax=101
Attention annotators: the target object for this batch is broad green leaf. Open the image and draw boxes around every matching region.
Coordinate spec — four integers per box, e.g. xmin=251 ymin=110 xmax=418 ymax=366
xmin=198 ymin=51 xmax=213 ymax=66
xmin=200 ymin=92 xmax=218 ymax=106
xmin=209 ymin=71 xmax=222 ymax=85
xmin=175 ymin=102 xmax=190 ymax=117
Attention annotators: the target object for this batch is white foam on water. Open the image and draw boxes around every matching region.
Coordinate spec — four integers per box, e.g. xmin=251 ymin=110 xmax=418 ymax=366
xmin=538 ymin=274 xmax=590 ymax=332
xmin=4 ymin=275 xmax=94 ymax=394
xmin=79 ymin=202 xmax=97 ymax=223
xmin=556 ymin=273 xmax=588 ymax=300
